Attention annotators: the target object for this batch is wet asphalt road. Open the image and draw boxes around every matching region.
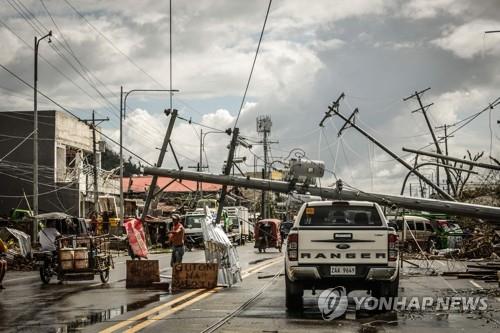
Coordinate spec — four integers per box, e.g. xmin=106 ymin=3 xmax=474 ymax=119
xmin=1 ymin=245 xmax=499 ymax=333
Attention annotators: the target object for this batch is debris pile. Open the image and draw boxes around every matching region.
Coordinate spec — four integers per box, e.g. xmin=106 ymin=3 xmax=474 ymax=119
xmin=442 ymin=261 xmax=500 ymax=283
xmin=457 ymin=227 xmax=500 ymax=259
xmin=0 ymin=227 xmax=32 ymax=270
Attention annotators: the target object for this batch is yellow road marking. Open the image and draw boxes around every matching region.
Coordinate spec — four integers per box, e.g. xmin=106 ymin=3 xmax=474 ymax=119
xmin=125 ymin=288 xmax=222 ymax=333
xmin=100 ymin=289 xmax=205 ymax=333
xmin=102 ymin=255 xmax=283 ymax=333
xmin=241 ymin=257 xmax=283 ymax=279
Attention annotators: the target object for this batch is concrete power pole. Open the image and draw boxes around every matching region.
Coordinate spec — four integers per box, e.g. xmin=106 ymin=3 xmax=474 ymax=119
xmin=436 ymin=124 xmax=454 ymax=194
xmin=143 ymin=167 xmax=500 ymax=221
xmin=33 ymin=30 xmax=52 ymax=242
xmin=257 ymin=116 xmax=273 ymax=218
xmin=141 ymin=109 xmax=178 ymax=221
xmin=403 ymin=88 xmax=456 ymax=196
xmin=83 ymin=111 xmax=109 ymax=215
xmin=215 ymin=128 xmax=240 ymax=225
xmin=262 ymin=129 xmax=268 ymax=218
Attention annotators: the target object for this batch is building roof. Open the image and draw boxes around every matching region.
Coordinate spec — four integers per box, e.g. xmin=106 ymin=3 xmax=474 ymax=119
xmin=123 ymin=176 xmax=223 ymax=193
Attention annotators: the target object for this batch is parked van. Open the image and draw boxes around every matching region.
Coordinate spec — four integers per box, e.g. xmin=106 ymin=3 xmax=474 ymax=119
xmin=389 ymin=215 xmax=436 ymax=251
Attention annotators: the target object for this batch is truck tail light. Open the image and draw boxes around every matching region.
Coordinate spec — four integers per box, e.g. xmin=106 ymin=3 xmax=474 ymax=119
xmin=388 ymin=233 xmax=398 ymax=262
xmin=287 ymin=233 xmax=298 ymax=261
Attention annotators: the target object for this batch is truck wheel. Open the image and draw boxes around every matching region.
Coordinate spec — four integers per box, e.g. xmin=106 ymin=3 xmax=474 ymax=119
xmin=372 ymin=273 xmax=399 ymax=299
xmin=388 ymin=272 xmax=399 ymax=298
xmin=285 ymin=274 xmax=303 ymax=311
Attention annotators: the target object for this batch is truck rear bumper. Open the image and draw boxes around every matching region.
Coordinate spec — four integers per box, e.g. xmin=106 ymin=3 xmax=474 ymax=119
xmin=287 ymin=266 xmax=322 ymax=280
xmin=365 ymin=267 xmax=398 ymax=281
xmin=287 ymin=264 xmax=398 ymax=282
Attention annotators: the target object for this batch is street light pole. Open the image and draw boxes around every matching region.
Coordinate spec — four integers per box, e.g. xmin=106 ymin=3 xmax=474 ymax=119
xmin=33 ymin=30 xmax=51 ymax=242
xmin=199 ymin=129 xmax=232 ymax=198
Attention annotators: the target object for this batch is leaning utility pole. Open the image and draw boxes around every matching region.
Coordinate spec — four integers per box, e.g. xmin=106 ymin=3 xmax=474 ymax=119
xmin=83 ymin=111 xmax=109 ymax=215
xmin=403 ymin=88 xmax=456 ymax=196
xmin=215 ymin=128 xmax=240 ymax=225
xmin=325 ymin=93 xmax=454 ymax=201
xmin=141 ymin=109 xmax=178 ymax=221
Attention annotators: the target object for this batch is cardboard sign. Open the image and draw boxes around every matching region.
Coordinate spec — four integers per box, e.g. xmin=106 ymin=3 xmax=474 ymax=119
xmin=172 ymin=263 xmax=218 ymax=289
xmin=126 ymin=260 xmax=160 ymax=288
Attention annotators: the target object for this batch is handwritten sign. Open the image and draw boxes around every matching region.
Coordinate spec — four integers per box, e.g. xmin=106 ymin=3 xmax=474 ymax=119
xmin=172 ymin=263 xmax=218 ymax=289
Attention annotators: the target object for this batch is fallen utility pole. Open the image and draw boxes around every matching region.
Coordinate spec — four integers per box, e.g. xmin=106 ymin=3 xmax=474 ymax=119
xmin=404 ymin=88 xmax=456 ymax=196
xmin=142 ymin=167 xmax=500 ymax=221
xmin=326 ymin=95 xmax=454 ymax=201
xmin=141 ymin=109 xmax=178 ymax=221
xmin=402 ymin=147 xmax=500 ymax=171
xmin=215 ymin=127 xmax=240 ymax=225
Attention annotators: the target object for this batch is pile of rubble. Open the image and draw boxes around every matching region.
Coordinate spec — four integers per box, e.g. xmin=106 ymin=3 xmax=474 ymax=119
xmin=0 ymin=227 xmax=33 ymax=271
xmin=443 ymin=260 xmax=500 ymax=283
xmin=457 ymin=228 xmax=500 ymax=259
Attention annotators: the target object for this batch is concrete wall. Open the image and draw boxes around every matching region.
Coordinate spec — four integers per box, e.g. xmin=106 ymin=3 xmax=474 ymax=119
xmin=0 ymin=111 xmax=83 ymax=217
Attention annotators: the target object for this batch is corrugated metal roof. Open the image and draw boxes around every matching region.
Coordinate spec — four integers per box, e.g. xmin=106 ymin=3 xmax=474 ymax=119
xmin=123 ymin=175 xmax=223 ymax=193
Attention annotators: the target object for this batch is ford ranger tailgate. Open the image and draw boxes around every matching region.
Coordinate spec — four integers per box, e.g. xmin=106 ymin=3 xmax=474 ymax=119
xmin=297 ymin=204 xmax=388 ymax=265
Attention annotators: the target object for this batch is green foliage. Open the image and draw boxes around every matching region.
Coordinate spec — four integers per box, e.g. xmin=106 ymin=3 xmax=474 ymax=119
xmin=101 ymin=147 xmax=141 ymax=176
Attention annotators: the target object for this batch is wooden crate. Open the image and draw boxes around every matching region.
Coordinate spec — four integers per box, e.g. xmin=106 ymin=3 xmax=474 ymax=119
xmin=126 ymin=260 xmax=160 ymax=288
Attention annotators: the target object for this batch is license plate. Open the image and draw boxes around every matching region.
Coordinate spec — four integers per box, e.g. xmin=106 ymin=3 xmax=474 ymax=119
xmin=331 ymin=266 xmax=356 ymax=275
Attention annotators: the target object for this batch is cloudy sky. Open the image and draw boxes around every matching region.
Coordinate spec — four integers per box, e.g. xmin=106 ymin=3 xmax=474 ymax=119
xmin=1 ymin=0 xmax=500 ymax=195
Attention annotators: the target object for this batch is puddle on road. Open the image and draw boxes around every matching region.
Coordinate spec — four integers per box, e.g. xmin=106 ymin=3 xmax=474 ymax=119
xmin=56 ymin=293 xmax=168 ymax=332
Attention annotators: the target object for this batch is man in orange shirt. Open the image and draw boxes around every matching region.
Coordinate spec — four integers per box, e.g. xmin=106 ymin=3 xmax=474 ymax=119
xmin=168 ymin=214 xmax=185 ymax=267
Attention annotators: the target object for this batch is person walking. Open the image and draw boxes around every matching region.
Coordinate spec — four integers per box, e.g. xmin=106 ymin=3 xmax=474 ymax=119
xmin=168 ymin=214 xmax=185 ymax=267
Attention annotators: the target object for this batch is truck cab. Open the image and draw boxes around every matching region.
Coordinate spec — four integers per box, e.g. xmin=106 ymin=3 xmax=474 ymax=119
xmin=285 ymin=200 xmax=399 ymax=310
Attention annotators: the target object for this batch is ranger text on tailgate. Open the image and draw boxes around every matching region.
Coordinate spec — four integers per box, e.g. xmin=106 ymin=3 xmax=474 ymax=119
xmin=285 ymin=200 xmax=399 ymax=310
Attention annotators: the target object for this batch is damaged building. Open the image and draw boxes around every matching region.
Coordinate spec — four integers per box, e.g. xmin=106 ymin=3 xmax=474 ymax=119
xmin=0 ymin=110 xmax=119 ymax=217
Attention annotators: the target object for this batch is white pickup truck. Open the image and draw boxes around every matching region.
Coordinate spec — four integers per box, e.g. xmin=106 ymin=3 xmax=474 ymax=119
xmin=285 ymin=200 xmax=399 ymax=310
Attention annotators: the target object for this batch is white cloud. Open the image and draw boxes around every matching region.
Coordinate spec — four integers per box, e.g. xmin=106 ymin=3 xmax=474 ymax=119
xmin=201 ymin=109 xmax=235 ymax=129
xmin=432 ymin=19 xmax=500 ymax=58
xmin=401 ymin=0 xmax=469 ymax=19
xmin=307 ymin=38 xmax=345 ymax=51
xmin=1 ymin=0 xmax=500 ymax=197
xmin=0 ymin=27 xmax=23 ymax=64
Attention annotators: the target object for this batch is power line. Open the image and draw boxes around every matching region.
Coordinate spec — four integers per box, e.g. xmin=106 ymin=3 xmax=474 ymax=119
xmin=62 ymin=0 xmax=204 ymax=117
xmin=63 ymin=0 xmax=165 ymax=89
xmin=0 ymin=130 xmax=35 ymax=162
xmin=233 ymin=0 xmax=272 ymax=129
xmin=1 ymin=9 xmax=168 ymax=162
xmin=0 ymin=62 xmax=153 ymax=166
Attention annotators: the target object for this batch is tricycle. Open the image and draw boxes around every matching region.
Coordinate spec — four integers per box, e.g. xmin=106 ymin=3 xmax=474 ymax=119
xmin=35 ymin=234 xmax=114 ymax=284
xmin=254 ymin=219 xmax=282 ymax=253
